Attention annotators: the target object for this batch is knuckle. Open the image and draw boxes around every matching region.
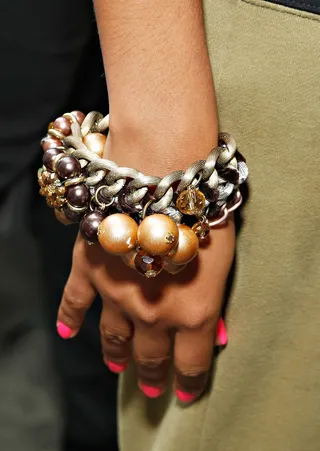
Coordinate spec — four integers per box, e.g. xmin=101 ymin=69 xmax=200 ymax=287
xmin=63 ymin=287 xmax=88 ymax=311
xmin=136 ymin=355 xmax=168 ymax=370
xmin=100 ymin=325 xmax=130 ymax=346
xmin=182 ymin=306 xmax=218 ymax=330
xmin=138 ymin=311 xmax=160 ymax=327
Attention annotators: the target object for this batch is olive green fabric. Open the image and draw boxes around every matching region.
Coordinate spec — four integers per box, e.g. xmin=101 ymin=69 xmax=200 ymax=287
xmin=119 ymin=1 xmax=320 ymax=450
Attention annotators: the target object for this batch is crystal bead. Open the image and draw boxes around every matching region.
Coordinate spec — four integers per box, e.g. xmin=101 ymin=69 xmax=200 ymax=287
xmin=176 ymin=188 xmax=206 ymax=215
xmin=192 ymin=221 xmax=211 ymax=240
xmin=134 ymin=251 xmax=163 ymax=278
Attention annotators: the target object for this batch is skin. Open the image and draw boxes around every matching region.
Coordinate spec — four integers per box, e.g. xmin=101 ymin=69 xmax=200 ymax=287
xmin=57 ymin=0 xmax=235 ymax=400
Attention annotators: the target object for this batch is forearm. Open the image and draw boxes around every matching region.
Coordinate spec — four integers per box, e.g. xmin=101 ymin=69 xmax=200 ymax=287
xmin=94 ymin=0 xmax=218 ymax=175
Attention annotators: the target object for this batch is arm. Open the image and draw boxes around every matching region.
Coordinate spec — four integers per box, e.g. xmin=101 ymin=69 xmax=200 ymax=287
xmin=94 ymin=0 xmax=219 ymax=174
xmin=57 ymin=0 xmax=234 ymax=402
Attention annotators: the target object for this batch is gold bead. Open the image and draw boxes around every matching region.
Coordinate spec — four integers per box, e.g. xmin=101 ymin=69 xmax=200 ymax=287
xmin=55 ymin=185 xmax=66 ymax=196
xmin=192 ymin=221 xmax=211 ymax=240
xmin=176 ymin=188 xmax=206 ymax=215
xmin=137 ymin=214 xmax=179 ymax=256
xmin=42 ymin=171 xmax=57 ymax=185
xmin=38 ymin=177 xmax=46 ymax=187
xmin=98 ymin=214 xmax=138 ymax=255
xmin=39 ymin=187 xmax=48 ymax=197
xmin=46 ymin=198 xmax=55 ymax=208
xmin=83 ymin=133 xmax=107 ymax=158
xmin=54 ymin=208 xmax=73 ymax=225
xmin=55 ymin=196 xmax=66 ymax=208
xmin=121 ymin=250 xmax=138 ymax=270
xmin=166 ymin=225 xmax=199 ymax=265
xmin=163 ymin=261 xmax=187 ymax=275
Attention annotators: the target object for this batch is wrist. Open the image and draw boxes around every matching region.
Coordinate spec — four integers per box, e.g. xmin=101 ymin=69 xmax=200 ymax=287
xmin=104 ymin=101 xmax=219 ymax=176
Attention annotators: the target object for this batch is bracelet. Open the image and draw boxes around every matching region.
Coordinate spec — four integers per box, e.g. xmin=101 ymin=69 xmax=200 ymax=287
xmin=38 ymin=110 xmax=248 ymax=278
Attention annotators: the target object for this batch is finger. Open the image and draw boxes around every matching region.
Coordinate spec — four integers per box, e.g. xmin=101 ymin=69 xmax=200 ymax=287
xmin=215 ymin=318 xmax=228 ymax=346
xmin=174 ymin=324 xmax=215 ymax=403
xmin=100 ymin=303 xmax=133 ymax=374
xmin=57 ymin=270 xmax=96 ymax=339
xmin=133 ymin=325 xmax=171 ymax=398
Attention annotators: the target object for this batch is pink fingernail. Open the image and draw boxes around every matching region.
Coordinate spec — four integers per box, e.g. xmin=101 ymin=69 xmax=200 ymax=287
xmin=176 ymin=390 xmax=196 ymax=403
xmin=139 ymin=384 xmax=162 ymax=398
xmin=106 ymin=361 xmax=127 ymax=374
xmin=217 ymin=318 xmax=228 ymax=346
xmin=57 ymin=321 xmax=72 ymax=339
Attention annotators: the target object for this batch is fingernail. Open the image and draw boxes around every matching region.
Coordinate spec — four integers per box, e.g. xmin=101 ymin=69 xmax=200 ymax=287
xmin=139 ymin=384 xmax=162 ymax=398
xmin=217 ymin=318 xmax=228 ymax=346
xmin=106 ymin=361 xmax=127 ymax=374
xmin=57 ymin=321 xmax=72 ymax=339
xmin=176 ymin=389 xmax=196 ymax=403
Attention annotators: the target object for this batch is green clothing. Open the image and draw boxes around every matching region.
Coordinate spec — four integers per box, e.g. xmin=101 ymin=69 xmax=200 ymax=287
xmin=119 ymin=1 xmax=320 ymax=450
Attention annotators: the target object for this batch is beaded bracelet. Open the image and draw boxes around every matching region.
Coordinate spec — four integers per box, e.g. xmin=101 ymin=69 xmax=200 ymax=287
xmin=38 ymin=110 xmax=248 ymax=278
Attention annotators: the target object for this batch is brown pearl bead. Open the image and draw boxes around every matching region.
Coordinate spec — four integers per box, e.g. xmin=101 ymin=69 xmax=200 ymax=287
xmin=42 ymin=148 xmax=63 ymax=171
xmin=67 ymin=184 xmax=89 ymax=207
xmin=163 ymin=261 xmax=187 ymax=275
xmin=98 ymin=214 xmax=138 ymax=255
xmin=41 ymin=135 xmax=63 ymax=151
xmin=121 ymin=250 xmax=138 ymax=270
xmin=53 ymin=117 xmax=71 ymax=135
xmin=83 ymin=133 xmax=107 ymax=157
xmin=80 ymin=211 xmax=105 ymax=243
xmin=71 ymin=111 xmax=85 ymax=125
xmin=54 ymin=208 xmax=73 ymax=225
xmin=56 ymin=156 xmax=81 ymax=179
xmin=137 ymin=214 xmax=179 ymax=256
xmin=166 ymin=225 xmax=199 ymax=265
xmin=63 ymin=205 xmax=83 ymax=223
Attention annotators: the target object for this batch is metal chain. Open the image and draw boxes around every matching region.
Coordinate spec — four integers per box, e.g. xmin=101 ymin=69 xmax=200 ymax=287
xmin=62 ymin=113 xmax=245 ymax=213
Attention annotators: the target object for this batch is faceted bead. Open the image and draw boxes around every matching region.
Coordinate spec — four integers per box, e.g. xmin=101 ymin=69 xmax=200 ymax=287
xmin=71 ymin=110 xmax=85 ymax=125
xmin=54 ymin=208 xmax=73 ymax=225
xmin=67 ymin=184 xmax=89 ymax=207
xmin=176 ymin=188 xmax=206 ymax=215
xmin=137 ymin=214 xmax=179 ymax=256
xmin=134 ymin=251 xmax=163 ymax=278
xmin=41 ymin=135 xmax=63 ymax=151
xmin=53 ymin=117 xmax=71 ymax=135
xmin=83 ymin=133 xmax=107 ymax=158
xmin=80 ymin=211 xmax=105 ymax=243
xmin=63 ymin=205 xmax=83 ymax=223
xmin=42 ymin=148 xmax=63 ymax=171
xmin=56 ymin=156 xmax=81 ymax=179
xmin=166 ymin=225 xmax=199 ymax=265
xmin=192 ymin=221 xmax=211 ymax=240
xmin=98 ymin=214 xmax=138 ymax=255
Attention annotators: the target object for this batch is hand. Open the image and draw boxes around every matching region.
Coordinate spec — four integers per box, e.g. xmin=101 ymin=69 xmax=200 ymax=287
xmin=56 ymin=217 xmax=235 ymax=402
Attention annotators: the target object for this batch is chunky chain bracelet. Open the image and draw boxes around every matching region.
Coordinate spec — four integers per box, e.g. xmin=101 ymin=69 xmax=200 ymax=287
xmin=38 ymin=110 xmax=248 ymax=278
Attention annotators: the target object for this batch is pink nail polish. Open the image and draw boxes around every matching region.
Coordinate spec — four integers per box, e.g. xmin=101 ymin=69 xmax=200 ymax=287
xmin=106 ymin=361 xmax=127 ymax=374
xmin=217 ymin=318 xmax=228 ymax=346
xmin=57 ymin=321 xmax=72 ymax=339
xmin=176 ymin=389 xmax=196 ymax=403
xmin=139 ymin=384 xmax=162 ymax=398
